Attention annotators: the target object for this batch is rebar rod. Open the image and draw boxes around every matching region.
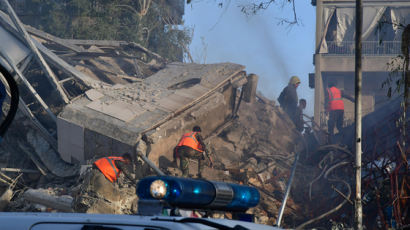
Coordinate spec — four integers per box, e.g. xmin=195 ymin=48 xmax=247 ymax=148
xmin=276 ymin=149 xmax=301 ymax=227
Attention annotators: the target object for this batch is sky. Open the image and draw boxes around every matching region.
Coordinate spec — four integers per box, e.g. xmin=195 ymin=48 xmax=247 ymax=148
xmin=183 ymin=0 xmax=316 ymax=116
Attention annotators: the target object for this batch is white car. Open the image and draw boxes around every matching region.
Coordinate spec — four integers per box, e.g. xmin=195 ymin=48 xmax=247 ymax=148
xmin=0 ymin=212 xmax=281 ymax=230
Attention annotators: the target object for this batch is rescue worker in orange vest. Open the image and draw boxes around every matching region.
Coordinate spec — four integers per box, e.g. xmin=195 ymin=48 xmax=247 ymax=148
xmin=73 ymin=153 xmax=135 ymax=213
xmin=325 ymin=82 xmax=354 ymax=137
xmin=173 ymin=126 xmax=212 ymax=178
xmin=93 ymin=153 xmax=134 ymax=183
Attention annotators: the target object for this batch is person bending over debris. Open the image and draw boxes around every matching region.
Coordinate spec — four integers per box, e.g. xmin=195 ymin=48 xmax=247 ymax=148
xmin=278 ymin=76 xmax=300 ymax=126
xmin=93 ymin=153 xmax=134 ymax=183
xmin=173 ymin=126 xmax=212 ymax=178
xmin=73 ymin=153 xmax=135 ymax=213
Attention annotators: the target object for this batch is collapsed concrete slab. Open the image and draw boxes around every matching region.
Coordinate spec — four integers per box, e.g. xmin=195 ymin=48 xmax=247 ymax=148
xmin=58 ymin=62 xmax=249 ymax=164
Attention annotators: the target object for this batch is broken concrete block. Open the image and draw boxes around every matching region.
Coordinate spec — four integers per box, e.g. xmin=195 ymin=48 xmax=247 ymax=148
xmin=23 ymin=189 xmax=73 ymax=212
xmin=0 ymin=189 xmax=13 ymax=211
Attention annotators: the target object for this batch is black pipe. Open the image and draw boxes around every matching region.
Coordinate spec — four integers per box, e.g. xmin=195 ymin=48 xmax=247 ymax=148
xmin=0 ymin=64 xmax=19 ymax=140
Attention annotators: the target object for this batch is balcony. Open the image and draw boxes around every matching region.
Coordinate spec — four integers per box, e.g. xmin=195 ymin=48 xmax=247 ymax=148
xmin=324 ymin=41 xmax=402 ymax=56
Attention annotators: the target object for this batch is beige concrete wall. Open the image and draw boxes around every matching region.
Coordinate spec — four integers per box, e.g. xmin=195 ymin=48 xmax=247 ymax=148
xmin=83 ymin=129 xmax=134 ymax=162
xmin=147 ymin=88 xmax=233 ymax=166
xmin=58 ymin=80 xmax=237 ymax=165
xmin=318 ymin=56 xmax=393 ymax=72
xmin=57 ymin=117 xmax=84 ymax=163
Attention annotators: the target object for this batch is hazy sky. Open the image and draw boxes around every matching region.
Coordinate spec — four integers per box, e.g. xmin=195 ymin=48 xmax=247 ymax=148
xmin=184 ymin=0 xmax=316 ymax=115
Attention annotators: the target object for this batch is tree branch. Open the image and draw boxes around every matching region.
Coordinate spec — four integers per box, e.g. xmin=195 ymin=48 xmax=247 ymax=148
xmin=239 ymin=0 xmax=298 ymax=26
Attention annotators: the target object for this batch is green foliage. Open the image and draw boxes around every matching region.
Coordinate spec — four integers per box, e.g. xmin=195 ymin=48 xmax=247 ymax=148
xmin=12 ymin=0 xmax=191 ymax=61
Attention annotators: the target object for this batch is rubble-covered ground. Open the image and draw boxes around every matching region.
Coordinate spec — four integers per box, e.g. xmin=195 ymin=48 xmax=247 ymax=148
xmin=0 ymin=92 xmax=328 ymax=228
xmin=0 ymin=91 xmax=407 ymax=229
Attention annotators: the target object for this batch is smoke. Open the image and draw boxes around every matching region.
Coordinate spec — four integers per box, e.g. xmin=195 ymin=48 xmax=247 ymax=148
xmin=256 ymin=17 xmax=290 ymax=84
xmin=185 ymin=1 xmax=311 ymax=101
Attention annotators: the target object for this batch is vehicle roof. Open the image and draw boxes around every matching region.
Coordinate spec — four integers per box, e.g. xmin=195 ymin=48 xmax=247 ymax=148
xmin=0 ymin=212 xmax=281 ymax=230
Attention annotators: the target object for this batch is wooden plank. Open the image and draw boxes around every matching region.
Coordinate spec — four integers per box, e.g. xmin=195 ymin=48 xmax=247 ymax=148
xmin=0 ymin=168 xmax=39 ymax=173
xmin=0 ymin=12 xmax=96 ymax=87
xmin=25 ymin=25 xmax=84 ymax=53
xmin=0 ymin=12 xmax=30 ymax=59
xmin=2 ymin=0 xmax=69 ymax=103
xmin=58 ymin=77 xmax=74 ymax=84
xmin=0 ymin=51 xmax=57 ymax=122
xmin=33 ymin=39 xmax=97 ymax=87
xmin=62 ymin=39 xmax=166 ymax=62
xmin=63 ymin=39 xmax=126 ymax=47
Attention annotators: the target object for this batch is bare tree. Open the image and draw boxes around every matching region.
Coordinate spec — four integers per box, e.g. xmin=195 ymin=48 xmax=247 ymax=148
xmin=187 ymin=0 xmax=299 ymax=26
xmin=239 ymin=0 xmax=298 ymax=26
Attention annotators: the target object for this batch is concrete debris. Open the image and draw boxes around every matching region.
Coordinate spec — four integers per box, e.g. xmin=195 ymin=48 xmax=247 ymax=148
xmin=72 ymin=167 xmax=137 ymax=214
xmin=23 ymin=188 xmax=73 ymax=212
xmin=0 ymin=188 xmax=12 ymax=211
xmin=0 ymin=7 xmax=407 ymax=229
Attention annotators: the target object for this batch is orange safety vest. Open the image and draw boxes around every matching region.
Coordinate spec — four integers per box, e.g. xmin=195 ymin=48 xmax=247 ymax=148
xmin=177 ymin=132 xmax=204 ymax=152
xmin=327 ymin=87 xmax=344 ymax=111
xmin=94 ymin=156 xmax=125 ymax=183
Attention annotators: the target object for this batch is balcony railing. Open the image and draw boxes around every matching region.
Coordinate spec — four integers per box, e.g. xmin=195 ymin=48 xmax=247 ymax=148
xmin=325 ymin=41 xmax=402 ymax=56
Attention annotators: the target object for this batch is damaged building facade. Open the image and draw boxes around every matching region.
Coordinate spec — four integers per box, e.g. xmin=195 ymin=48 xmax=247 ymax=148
xmin=0 ymin=2 xmax=257 ymax=171
xmin=58 ymin=62 xmax=252 ymax=164
xmin=311 ymin=0 xmax=410 ymax=128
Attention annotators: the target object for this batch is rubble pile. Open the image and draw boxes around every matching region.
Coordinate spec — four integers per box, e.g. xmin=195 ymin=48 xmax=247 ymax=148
xmin=160 ymin=95 xmax=310 ymax=225
xmin=207 ymin=99 xmax=302 ymax=223
xmin=0 ymin=90 xmax=310 ymax=222
xmin=0 ymin=6 xmax=407 ymax=228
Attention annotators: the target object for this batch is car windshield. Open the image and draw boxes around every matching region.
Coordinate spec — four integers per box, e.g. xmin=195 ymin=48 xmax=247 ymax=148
xmin=0 ymin=1 xmax=408 ymax=229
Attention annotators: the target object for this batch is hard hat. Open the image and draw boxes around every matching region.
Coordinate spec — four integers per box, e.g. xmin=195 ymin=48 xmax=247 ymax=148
xmin=289 ymin=76 xmax=301 ymax=85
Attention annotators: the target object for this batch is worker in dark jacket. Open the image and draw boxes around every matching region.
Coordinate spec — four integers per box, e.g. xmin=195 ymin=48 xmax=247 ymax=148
xmin=173 ymin=126 xmax=212 ymax=178
xmin=325 ymin=82 xmax=354 ymax=137
xmin=278 ymin=76 xmax=301 ymax=125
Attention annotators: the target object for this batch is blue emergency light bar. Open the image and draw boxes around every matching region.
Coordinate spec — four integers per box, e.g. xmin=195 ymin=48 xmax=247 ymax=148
xmin=137 ymin=176 xmax=260 ymax=211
